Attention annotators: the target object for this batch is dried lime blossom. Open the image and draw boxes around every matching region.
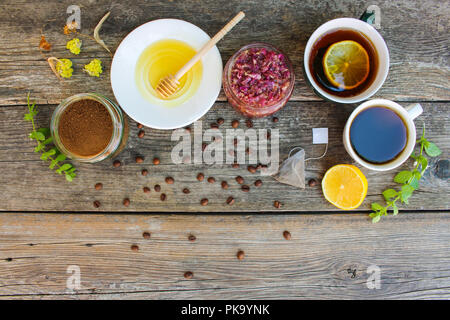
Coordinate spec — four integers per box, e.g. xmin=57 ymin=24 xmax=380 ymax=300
xmin=56 ymin=59 xmax=74 ymax=78
xmin=84 ymin=59 xmax=103 ymax=77
xmin=66 ymin=38 xmax=82 ymax=55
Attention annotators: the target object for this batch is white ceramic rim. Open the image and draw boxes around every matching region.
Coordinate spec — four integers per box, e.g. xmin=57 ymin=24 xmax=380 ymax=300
xmin=304 ymin=18 xmax=390 ymax=104
xmin=343 ymin=99 xmax=417 ymax=171
xmin=110 ymin=19 xmax=223 ymax=130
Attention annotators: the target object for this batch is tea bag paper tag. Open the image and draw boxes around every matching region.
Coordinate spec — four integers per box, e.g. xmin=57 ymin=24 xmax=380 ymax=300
xmin=312 ymin=128 xmax=328 ymax=144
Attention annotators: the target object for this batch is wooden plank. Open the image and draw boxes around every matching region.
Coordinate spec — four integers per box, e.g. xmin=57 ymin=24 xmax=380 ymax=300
xmin=0 ymin=212 xmax=449 ymax=299
xmin=0 ymin=0 xmax=449 ymax=105
xmin=0 ymin=101 xmax=448 ymax=212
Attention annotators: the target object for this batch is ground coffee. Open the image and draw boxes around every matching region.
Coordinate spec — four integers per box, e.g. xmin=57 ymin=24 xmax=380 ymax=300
xmin=58 ymin=99 xmax=113 ymax=157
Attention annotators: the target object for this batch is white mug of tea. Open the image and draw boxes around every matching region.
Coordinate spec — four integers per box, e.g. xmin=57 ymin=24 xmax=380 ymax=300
xmin=303 ymin=17 xmax=389 ymax=103
xmin=343 ymin=99 xmax=423 ymax=171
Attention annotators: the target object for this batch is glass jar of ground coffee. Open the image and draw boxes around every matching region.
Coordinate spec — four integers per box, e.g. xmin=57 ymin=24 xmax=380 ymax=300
xmin=51 ymin=93 xmax=128 ymax=163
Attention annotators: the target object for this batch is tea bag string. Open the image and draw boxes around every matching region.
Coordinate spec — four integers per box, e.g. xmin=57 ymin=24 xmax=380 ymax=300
xmin=287 ymin=144 xmax=328 ymax=162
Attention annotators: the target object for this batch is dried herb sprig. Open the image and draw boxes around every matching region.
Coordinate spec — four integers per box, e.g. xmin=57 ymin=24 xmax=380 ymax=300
xmin=25 ymin=94 xmax=76 ymax=182
xmin=370 ymin=125 xmax=441 ymax=223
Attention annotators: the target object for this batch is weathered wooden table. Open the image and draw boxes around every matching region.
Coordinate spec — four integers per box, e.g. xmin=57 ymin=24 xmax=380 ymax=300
xmin=0 ymin=0 xmax=449 ymax=299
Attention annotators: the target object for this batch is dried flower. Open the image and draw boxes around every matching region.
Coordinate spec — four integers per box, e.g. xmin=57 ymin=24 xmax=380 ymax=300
xmin=84 ymin=59 xmax=103 ymax=77
xmin=64 ymin=21 xmax=78 ymax=35
xmin=93 ymin=12 xmax=111 ymax=54
xmin=66 ymin=38 xmax=82 ymax=55
xmin=39 ymin=35 xmax=52 ymax=51
xmin=47 ymin=57 xmax=73 ymax=79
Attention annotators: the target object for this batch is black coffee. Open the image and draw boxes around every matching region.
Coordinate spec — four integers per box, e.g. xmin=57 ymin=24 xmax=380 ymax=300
xmin=350 ymin=106 xmax=407 ymax=164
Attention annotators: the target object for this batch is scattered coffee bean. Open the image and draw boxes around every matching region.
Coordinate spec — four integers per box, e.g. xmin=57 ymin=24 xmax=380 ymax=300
xmin=165 ymin=177 xmax=174 ymax=184
xmin=184 ymin=271 xmax=193 ymax=279
xmin=245 ymin=119 xmax=253 ymax=128
xmin=183 ymin=188 xmax=190 ymax=194
xmin=274 ymin=200 xmax=281 ymax=209
xmin=241 ymin=185 xmax=250 ymax=192
xmin=153 ymin=157 xmax=160 ymax=165
xmin=221 ymin=181 xmax=229 ymax=189
xmin=232 ymin=163 xmax=239 ymax=168
xmin=137 ymin=123 xmax=143 ymax=129
xmin=135 ymin=156 xmax=144 ymax=164
xmin=217 ymin=118 xmax=224 ymax=125
xmin=200 ymin=198 xmax=209 ymax=206
xmin=237 ymin=250 xmax=245 ymax=260
xmin=131 ymin=244 xmax=139 ymax=252
xmin=123 ymin=198 xmax=130 ymax=207
xmin=197 ymin=173 xmax=204 ymax=181
xmin=154 ymin=184 xmax=161 ymax=192
xmin=248 ymin=165 xmax=256 ymax=173
xmin=141 ymin=169 xmax=148 ymax=176
xmin=94 ymin=183 xmax=103 ymax=190
xmin=113 ymin=160 xmax=121 ymax=168
xmin=272 ymin=116 xmax=279 ymax=123
xmin=143 ymin=187 xmax=150 ymax=193
xmin=256 ymin=164 xmax=262 ymax=170
xmin=160 ymin=193 xmax=166 ymax=201
xmin=254 ymin=180 xmax=262 ymax=187
xmin=266 ymin=131 xmax=271 ymax=139
xmin=188 ymin=234 xmax=196 ymax=242
xmin=308 ymin=179 xmax=318 ymax=187
xmin=226 ymin=196 xmax=235 ymax=205
xmin=283 ymin=230 xmax=291 ymax=240
xmin=93 ymin=200 xmax=101 ymax=208
xmin=211 ymin=123 xmax=219 ymax=129
xmin=231 ymin=119 xmax=239 ymax=128
xmin=236 ymin=176 xmax=244 ymax=184
xmin=137 ymin=130 xmax=145 ymax=138
xmin=207 ymin=177 xmax=216 ymax=183
xmin=143 ymin=232 xmax=151 ymax=239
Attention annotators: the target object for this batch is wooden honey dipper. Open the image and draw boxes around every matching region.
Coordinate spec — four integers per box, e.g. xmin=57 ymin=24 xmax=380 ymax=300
xmin=156 ymin=11 xmax=245 ymax=98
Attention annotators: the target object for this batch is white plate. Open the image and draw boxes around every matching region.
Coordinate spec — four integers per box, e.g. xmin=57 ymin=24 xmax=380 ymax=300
xmin=111 ymin=19 xmax=223 ymax=130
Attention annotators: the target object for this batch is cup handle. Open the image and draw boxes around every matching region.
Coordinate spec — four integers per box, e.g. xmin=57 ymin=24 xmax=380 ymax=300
xmin=405 ymin=103 xmax=423 ymax=120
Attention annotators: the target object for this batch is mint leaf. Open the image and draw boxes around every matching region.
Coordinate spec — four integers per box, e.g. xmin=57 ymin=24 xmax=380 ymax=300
xmin=392 ymin=204 xmax=399 ymax=216
xmin=400 ymin=184 xmax=414 ymax=204
xmin=371 ymin=203 xmax=383 ymax=211
xmin=424 ymin=142 xmax=442 ymax=157
xmin=372 ymin=215 xmax=381 ymax=223
xmin=394 ymin=171 xmax=412 ymax=184
xmin=382 ymin=189 xmax=398 ymax=201
xmin=417 ymin=155 xmax=428 ymax=173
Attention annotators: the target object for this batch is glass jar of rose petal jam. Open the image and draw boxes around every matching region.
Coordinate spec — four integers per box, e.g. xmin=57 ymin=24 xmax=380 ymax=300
xmin=223 ymin=43 xmax=295 ymax=118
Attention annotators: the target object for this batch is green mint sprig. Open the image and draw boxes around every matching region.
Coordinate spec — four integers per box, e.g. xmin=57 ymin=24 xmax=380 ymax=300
xmin=25 ymin=94 xmax=76 ymax=181
xmin=370 ymin=125 xmax=441 ymax=223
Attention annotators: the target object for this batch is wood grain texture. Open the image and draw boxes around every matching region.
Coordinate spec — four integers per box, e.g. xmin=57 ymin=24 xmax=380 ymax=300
xmin=0 ymin=212 xmax=449 ymax=299
xmin=0 ymin=0 xmax=449 ymax=105
xmin=0 ymin=101 xmax=448 ymax=212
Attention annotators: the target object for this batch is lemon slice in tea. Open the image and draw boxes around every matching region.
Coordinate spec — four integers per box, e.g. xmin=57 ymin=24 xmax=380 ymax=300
xmin=322 ymin=40 xmax=370 ymax=90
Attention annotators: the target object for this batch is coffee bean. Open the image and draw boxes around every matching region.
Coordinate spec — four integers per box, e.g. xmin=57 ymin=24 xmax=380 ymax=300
xmin=154 ymin=184 xmax=161 ymax=192
xmin=231 ymin=120 xmax=239 ymax=128
xmin=143 ymin=232 xmax=151 ymax=239
xmin=207 ymin=177 xmax=216 ymax=183
xmin=248 ymin=165 xmax=256 ymax=173
xmin=137 ymin=130 xmax=145 ymax=138
xmin=221 ymin=181 xmax=229 ymax=189
xmin=141 ymin=169 xmax=148 ymax=176
xmin=131 ymin=244 xmax=139 ymax=252
xmin=197 ymin=173 xmax=204 ymax=181
xmin=245 ymin=119 xmax=253 ymax=128
xmin=226 ymin=196 xmax=235 ymax=205
xmin=274 ymin=200 xmax=281 ymax=209
xmin=217 ymin=118 xmax=224 ymax=125
xmin=143 ymin=187 xmax=150 ymax=193
xmin=94 ymin=183 xmax=103 ymax=190
xmin=183 ymin=188 xmax=190 ymax=194
xmin=272 ymin=116 xmax=279 ymax=123
xmin=160 ymin=193 xmax=166 ymax=201
xmin=236 ymin=176 xmax=244 ymax=184
xmin=153 ymin=157 xmax=160 ymax=165
xmin=93 ymin=200 xmax=101 ymax=208
xmin=211 ymin=123 xmax=219 ymax=129
xmin=237 ymin=250 xmax=245 ymax=260
xmin=241 ymin=185 xmax=250 ymax=192
xmin=123 ymin=198 xmax=130 ymax=207
xmin=283 ymin=230 xmax=291 ymax=240
xmin=165 ymin=177 xmax=174 ymax=184
xmin=137 ymin=123 xmax=143 ymax=129
xmin=266 ymin=131 xmax=271 ymax=139
xmin=135 ymin=156 xmax=144 ymax=164
xmin=113 ymin=160 xmax=121 ymax=168
xmin=188 ymin=234 xmax=196 ymax=242
xmin=184 ymin=271 xmax=193 ymax=279
xmin=232 ymin=163 xmax=239 ymax=168
xmin=200 ymin=198 xmax=208 ymax=206
xmin=256 ymin=164 xmax=262 ymax=170
xmin=308 ymin=179 xmax=318 ymax=187
xmin=254 ymin=180 xmax=262 ymax=187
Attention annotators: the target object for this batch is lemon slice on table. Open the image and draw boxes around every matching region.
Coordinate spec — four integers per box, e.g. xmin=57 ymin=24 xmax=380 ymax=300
xmin=322 ymin=40 xmax=370 ymax=90
xmin=321 ymin=164 xmax=368 ymax=210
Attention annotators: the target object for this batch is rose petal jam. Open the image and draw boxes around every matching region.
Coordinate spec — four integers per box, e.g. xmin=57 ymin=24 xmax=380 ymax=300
xmin=223 ymin=43 xmax=294 ymax=118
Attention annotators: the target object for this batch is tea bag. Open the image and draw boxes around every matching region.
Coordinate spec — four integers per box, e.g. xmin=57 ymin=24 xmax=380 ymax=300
xmin=273 ymin=128 xmax=328 ymax=188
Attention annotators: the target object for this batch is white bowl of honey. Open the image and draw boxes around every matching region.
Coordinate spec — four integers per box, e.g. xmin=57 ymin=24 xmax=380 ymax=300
xmin=111 ymin=19 xmax=223 ymax=129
